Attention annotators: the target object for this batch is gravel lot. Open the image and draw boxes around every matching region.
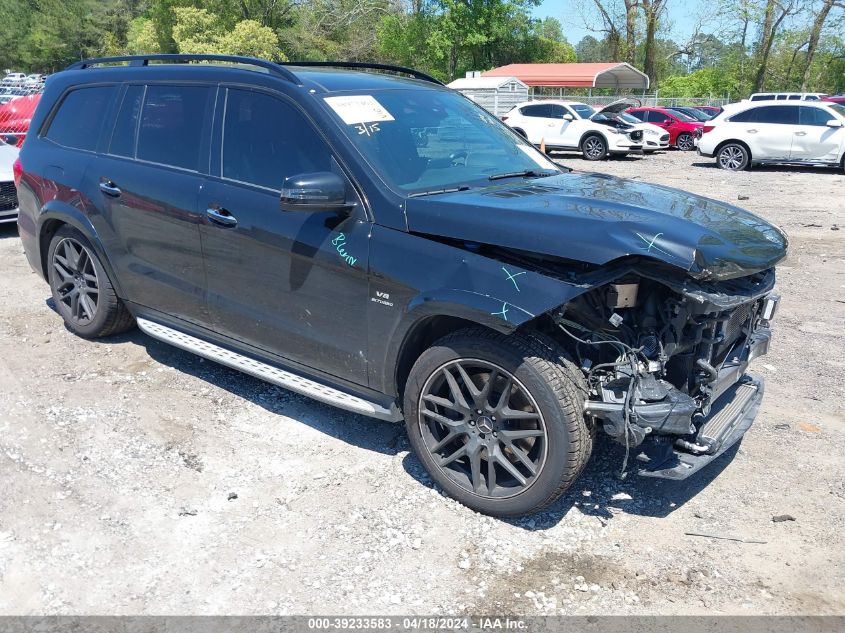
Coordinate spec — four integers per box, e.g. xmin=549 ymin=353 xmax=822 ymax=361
xmin=0 ymin=150 xmax=843 ymax=616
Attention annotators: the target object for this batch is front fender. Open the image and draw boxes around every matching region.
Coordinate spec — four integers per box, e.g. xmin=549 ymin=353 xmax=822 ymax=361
xmin=367 ymin=225 xmax=590 ymax=395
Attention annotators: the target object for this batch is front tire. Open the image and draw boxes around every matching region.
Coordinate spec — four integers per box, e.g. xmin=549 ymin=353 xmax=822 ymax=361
xmin=676 ymin=132 xmax=695 ymax=151
xmin=403 ymin=328 xmax=591 ymax=517
xmin=716 ymin=143 xmax=750 ymax=171
xmin=581 ymin=134 xmax=607 ymax=161
xmin=47 ymin=226 xmax=135 ymax=338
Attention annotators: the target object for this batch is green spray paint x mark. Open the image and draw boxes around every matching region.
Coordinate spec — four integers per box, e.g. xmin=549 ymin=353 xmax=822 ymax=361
xmin=491 ymin=302 xmax=509 ymax=321
xmin=635 ymin=231 xmax=672 ymax=257
xmin=332 ymin=232 xmax=357 ymax=266
xmin=502 ymin=266 xmax=526 ymax=291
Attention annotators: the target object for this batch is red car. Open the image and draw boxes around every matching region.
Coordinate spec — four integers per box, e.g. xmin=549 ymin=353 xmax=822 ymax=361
xmin=823 ymin=95 xmax=845 ymax=105
xmin=626 ymin=106 xmax=704 ymax=151
xmin=0 ymin=93 xmax=41 ymax=146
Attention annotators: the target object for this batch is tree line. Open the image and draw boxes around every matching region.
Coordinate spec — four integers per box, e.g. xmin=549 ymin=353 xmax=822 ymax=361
xmin=0 ymin=0 xmax=842 ymax=98
xmin=577 ymin=0 xmax=845 ymax=96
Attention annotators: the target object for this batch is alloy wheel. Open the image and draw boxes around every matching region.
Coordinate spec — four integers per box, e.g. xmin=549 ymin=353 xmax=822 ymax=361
xmin=677 ymin=134 xmax=694 ymax=151
xmin=52 ymin=237 xmax=100 ymax=324
xmin=583 ymin=137 xmax=605 ymax=159
xmin=417 ymin=359 xmax=548 ymax=499
xmin=718 ymin=146 xmax=746 ymax=170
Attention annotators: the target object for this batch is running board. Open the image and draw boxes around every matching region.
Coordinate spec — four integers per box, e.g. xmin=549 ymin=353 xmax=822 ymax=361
xmin=136 ymin=318 xmax=402 ymax=422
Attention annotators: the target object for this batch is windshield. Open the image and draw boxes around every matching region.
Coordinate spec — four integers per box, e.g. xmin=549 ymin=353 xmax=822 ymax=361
xmin=829 ymin=103 xmax=845 ymax=119
xmin=570 ymin=103 xmax=595 ymax=119
xmin=323 ymin=89 xmax=560 ymax=193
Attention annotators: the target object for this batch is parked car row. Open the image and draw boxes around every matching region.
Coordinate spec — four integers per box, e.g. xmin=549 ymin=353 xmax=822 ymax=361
xmin=697 ymin=99 xmax=845 ymax=171
xmin=2 ymin=72 xmax=46 ymax=89
xmin=500 ymin=100 xmax=721 ymax=159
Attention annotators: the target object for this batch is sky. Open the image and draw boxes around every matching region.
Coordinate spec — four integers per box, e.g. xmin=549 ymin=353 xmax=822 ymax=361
xmin=533 ymin=0 xmax=707 ymax=47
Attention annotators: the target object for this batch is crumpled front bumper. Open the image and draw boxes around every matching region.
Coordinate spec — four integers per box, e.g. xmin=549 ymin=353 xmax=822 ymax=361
xmin=585 ymin=321 xmax=773 ymax=481
xmin=637 ymin=375 xmax=763 ymax=480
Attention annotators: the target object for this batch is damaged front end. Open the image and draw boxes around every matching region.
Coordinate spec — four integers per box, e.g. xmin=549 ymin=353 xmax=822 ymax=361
xmin=553 ymin=267 xmax=779 ymax=479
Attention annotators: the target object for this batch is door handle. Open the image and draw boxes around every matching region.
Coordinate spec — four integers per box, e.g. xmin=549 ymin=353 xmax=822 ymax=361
xmin=206 ymin=206 xmax=238 ymax=228
xmin=794 ymin=131 xmax=807 ymax=136
xmin=746 ymin=129 xmax=758 ymax=134
xmin=99 ymin=180 xmax=121 ymax=197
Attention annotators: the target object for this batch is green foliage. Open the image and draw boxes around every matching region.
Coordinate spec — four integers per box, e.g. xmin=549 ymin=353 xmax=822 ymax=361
xmin=127 ymin=18 xmax=161 ymax=55
xmin=659 ymin=68 xmax=736 ymax=98
xmin=0 ymin=0 xmax=842 ymax=98
xmin=170 ymin=7 xmax=285 ymax=59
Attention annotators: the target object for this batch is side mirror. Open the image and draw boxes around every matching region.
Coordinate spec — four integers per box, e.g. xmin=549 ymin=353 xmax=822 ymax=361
xmin=280 ymin=172 xmax=352 ymax=213
xmin=562 ymin=113 xmax=574 ymax=121
xmin=826 ymin=119 xmax=843 ymax=128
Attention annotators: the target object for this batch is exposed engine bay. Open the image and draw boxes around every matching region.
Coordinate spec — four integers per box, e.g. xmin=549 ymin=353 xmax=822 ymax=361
xmin=550 ymin=268 xmax=779 ymax=478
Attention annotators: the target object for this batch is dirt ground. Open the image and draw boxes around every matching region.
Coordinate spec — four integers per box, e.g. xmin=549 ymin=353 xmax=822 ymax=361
xmin=0 ymin=150 xmax=843 ymax=616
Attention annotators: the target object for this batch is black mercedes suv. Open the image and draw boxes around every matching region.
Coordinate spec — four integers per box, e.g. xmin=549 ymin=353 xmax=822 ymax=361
xmin=16 ymin=55 xmax=786 ymax=516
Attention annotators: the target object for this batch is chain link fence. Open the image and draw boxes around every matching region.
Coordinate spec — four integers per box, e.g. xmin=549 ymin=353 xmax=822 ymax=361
xmin=524 ymin=92 xmax=731 ymax=110
xmin=0 ymin=76 xmax=45 ymax=147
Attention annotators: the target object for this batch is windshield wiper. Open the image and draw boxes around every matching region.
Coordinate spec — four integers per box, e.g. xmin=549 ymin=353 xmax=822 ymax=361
xmin=408 ymin=185 xmax=471 ymax=198
xmin=487 ymin=169 xmax=558 ymax=181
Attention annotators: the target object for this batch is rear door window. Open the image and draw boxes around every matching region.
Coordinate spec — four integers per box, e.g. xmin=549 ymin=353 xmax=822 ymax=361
xmin=136 ymin=85 xmax=213 ymax=171
xmin=108 ymin=85 xmax=144 ymax=157
xmin=755 ymin=105 xmax=799 ymax=124
xmin=45 ymin=86 xmax=114 ymax=151
xmin=519 ymin=104 xmax=551 ymax=118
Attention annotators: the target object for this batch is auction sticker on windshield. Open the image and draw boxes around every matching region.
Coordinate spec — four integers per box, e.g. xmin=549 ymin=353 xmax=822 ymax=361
xmin=324 ymin=95 xmax=395 ymax=125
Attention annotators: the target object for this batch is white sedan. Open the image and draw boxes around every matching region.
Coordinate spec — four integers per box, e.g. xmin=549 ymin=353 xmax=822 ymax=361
xmin=697 ymin=101 xmax=845 ymax=171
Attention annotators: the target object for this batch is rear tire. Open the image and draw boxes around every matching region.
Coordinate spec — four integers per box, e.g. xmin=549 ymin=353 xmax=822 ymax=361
xmin=581 ymin=134 xmax=607 ymax=161
xmin=47 ymin=225 xmax=135 ymax=339
xmin=676 ymin=132 xmax=695 ymax=151
xmin=403 ymin=328 xmax=591 ymax=517
xmin=716 ymin=143 xmax=750 ymax=171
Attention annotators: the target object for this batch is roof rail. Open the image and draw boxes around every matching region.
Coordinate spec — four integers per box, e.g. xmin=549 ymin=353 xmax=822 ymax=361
xmin=65 ymin=55 xmax=443 ymax=87
xmin=65 ymin=54 xmax=300 ymax=83
xmin=279 ymin=61 xmax=443 ymax=86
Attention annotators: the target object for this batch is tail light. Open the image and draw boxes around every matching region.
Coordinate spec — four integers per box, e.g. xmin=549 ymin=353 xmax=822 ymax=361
xmin=500 ymin=116 xmax=509 ymax=122
xmin=12 ymin=157 xmax=22 ymax=188
xmin=702 ymin=125 xmax=716 ymax=134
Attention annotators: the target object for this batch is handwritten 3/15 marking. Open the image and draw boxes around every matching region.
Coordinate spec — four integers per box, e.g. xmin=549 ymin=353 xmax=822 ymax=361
xmin=331 ymin=232 xmax=358 ymax=266
xmin=502 ymin=266 xmax=526 ymax=292
xmin=354 ymin=122 xmax=381 ymax=136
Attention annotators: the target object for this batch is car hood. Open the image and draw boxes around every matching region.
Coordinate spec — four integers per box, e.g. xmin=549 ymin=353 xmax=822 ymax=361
xmin=597 ymin=98 xmax=640 ymax=116
xmin=405 ymin=172 xmax=787 ymax=281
